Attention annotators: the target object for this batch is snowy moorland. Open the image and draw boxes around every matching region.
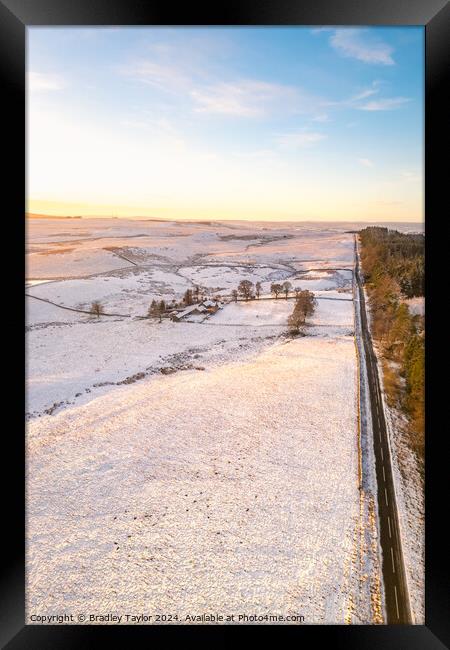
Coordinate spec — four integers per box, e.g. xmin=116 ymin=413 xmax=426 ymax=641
xmin=26 ymin=218 xmax=385 ymax=623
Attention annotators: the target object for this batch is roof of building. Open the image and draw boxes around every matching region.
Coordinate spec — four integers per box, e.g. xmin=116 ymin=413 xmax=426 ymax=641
xmin=202 ymin=300 xmax=223 ymax=308
xmin=177 ymin=304 xmax=207 ymax=319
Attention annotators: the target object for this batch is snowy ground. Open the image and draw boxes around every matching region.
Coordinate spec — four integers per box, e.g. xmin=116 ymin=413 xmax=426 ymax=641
xmin=27 ymin=337 xmax=363 ymax=623
xmin=26 ymin=218 xmax=393 ymax=623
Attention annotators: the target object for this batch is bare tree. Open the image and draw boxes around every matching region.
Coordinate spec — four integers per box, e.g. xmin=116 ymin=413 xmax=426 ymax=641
xmin=288 ymin=290 xmax=317 ymax=335
xmin=294 ymin=286 xmax=302 ymax=299
xmin=296 ymin=289 xmax=317 ymax=319
xmin=270 ymin=283 xmax=282 ymax=299
xmin=194 ymin=286 xmax=200 ymax=302
xmin=282 ymin=281 xmax=292 ymax=299
xmin=255 ymin=281 xmax=262 ymax=299
xmin=90 ymin=301 xmax=104 ymax=318
xmin=231 ymin=289 xmax=238 ymax=302
xmin=238 ymin=280 xmax=254 ymax=301
xmin=288 ymin=308 xmax=305 ymax=334
xmin=184 ymin=289 xmax=193 ymax=306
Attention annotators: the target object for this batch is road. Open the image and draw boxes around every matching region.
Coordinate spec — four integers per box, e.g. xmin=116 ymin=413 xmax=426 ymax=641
xmin=354 ymin=236 xmax=412 ymax=624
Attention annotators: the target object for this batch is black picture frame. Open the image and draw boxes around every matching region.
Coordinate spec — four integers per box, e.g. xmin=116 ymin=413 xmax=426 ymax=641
xmin=1 ymin=0 xmax=448 ymax=647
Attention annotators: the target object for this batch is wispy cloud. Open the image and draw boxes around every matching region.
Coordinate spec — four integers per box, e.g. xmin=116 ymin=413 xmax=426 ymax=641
xmin=28 ymin=71 xmax=65 ymax=92
xmin=190 ymin=80 xmax=299 ymax=117
xmin=358 ymin=158 xmax=373 ymax=167
xmin=324 ymin=80 xmax=410 ymax=113
xmin=119 ymin=60 xmax=190 ymax=92
xmin=359 ymin=97 xmax=411 ymax=111
xmin=327 ymin=29 xmax=395 ymax=65
xmin=120 ymin=55 xmax=324 ymax=119
xmin=350 ymin=81 xmax=382 ymax=101
xmin=275 ymin=130 xmax=327 ymax=149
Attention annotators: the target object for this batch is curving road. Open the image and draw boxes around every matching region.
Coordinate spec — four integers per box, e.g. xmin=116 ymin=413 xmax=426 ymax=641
xmin=354 ymin=236 xmax=412 ymax=624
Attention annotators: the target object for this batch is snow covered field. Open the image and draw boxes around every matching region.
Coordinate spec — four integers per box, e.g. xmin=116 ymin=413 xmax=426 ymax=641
xmin=27 ymin=337 xmax=362 ymax=623
xmin=26 ymin=218 xmax=385 ymax=623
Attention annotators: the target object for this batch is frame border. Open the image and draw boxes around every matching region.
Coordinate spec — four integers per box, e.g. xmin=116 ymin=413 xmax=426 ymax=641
xmin=1 ymin=0 xmax=449 ymax=646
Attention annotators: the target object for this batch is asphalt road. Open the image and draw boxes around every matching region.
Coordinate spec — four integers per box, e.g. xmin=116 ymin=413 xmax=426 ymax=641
xmin=354 ymin=236 xmax=412 ymax=624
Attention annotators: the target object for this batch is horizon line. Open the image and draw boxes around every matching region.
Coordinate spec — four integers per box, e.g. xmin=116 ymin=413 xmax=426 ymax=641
xmin=26 ymin=212 xmax=424 ymax=225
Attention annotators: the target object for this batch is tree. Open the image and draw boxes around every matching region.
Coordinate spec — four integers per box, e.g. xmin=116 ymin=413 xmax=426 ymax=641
xmin=288 ymin=290 xmax=317 ymax=334
xmin=270 ymin=283 xmax=282 ymax=299
xmin=287 ymin=308 xmax=305 ymax=335
xmin=148 ymin=299 xmax=159 ymax=319
xmin=282 ymin=281 xmax=292 ymax=299
xmin=194 ymin=286 xmax=200 ymax=302
xmin=295 ymin=289 xmax=317 ymax=320
xmin=90 ymin=301 xmax=104 ymax=318
xmin=183 ymin=289 xmax=193 ymax=306
xmin=238 ymin=280 xmax=254 ymax=301
xmin=231 ymin=289 xmax=238 ymax=302
xmin=148 ymin=299 xmax=166 ymax=322
xmin=294 ymin=287 xmax=302 ymax=299
xmin=255 ymin=281 xmax=262 ymax=299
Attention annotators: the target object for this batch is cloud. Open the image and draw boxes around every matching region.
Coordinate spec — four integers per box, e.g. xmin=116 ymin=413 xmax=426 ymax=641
xmin=190 ymin=80 xmax=300 ymax=117
xmin=359 ymin=97 xmax=411 ymax=111
xmin=28 ymin=71 xmax=65 ymax=92
xmin=324 ymin=81 xmax=410 ymax=112
xmin=275 ymin=130 xmax=327 ymax=149
xmin=358 ymin=158 xmax=373 ymax=167
xmin=119 ymin=61 xmax=190 ymax=92
xmin=328 ymin=29 xmax=395 ymax=65
xmin=350 ymin=81 xmax=382 ymax=101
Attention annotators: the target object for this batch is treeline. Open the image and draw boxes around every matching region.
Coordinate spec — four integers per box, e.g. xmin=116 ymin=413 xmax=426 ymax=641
xmin=360 ymin=226 xmax=424 ymax=297
xmin=360 ymin=227 xmax=424 ymax=460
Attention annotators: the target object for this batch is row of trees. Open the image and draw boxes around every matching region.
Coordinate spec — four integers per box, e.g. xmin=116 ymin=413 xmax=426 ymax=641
xmin=231 ymin=279 xmax=307 ymax=302
xmin=287 ymin=290 xmax=317 ymax=334
xmin=360 ymin=227 xmax=424 ymax=459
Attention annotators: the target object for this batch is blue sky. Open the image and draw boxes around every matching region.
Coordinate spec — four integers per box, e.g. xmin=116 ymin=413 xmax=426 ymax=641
xmin=27 ymin=27 xmax=424 ymax=221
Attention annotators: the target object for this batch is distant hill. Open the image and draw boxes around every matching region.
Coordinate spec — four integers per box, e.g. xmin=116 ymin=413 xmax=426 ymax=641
xmin=26 ymin=213 xmax=82 ymax=220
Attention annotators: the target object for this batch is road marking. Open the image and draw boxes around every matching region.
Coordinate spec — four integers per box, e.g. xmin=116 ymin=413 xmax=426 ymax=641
xmin=387 ymin=516 xmax=392 ymax=538
xmin=385 ymin=488 xmax=389 ymax=506
xmin=391 ymin=547 xmax=396 ymax=573
xmin=382 ymin=466 xmax=386 ymax=482
xmin=394 ymin=585 xmax=400 ymax=619
xmin=380 ymin=447 xmax=384 ymax=460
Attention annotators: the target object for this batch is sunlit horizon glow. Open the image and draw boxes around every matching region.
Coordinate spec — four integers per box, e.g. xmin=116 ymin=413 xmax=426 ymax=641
xmin=28 ymin=27 xmax=424 ymax=222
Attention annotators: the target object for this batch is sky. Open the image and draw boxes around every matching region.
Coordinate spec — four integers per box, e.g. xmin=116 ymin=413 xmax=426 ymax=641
xmin=27 ymin=27 xmax=424 ymax=222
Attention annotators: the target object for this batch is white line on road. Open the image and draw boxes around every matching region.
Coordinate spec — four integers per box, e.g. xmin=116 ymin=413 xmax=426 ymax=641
xmin=388 ymin=516 xmax=392 ymax=538
xmin=381 ymin=447 xmax=384 ymax=460
xmin=385 ymin=487 xmax=389 ymax=506
xmin=391 ymin=547 xmax=396 ymax=573
xmin=382 ymin=466 xmax=386 ymax=482
xmin=394 ymin=585 xmax=400 ymax=619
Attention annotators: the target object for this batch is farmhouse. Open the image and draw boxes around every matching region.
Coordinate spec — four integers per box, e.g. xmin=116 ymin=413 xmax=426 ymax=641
xmin=171 ymin=304 xmax=207 ymax=322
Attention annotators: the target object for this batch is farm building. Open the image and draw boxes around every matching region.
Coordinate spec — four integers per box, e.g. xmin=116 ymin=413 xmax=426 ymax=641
xmin=202 ymin=299 xmax=223 ymax=314
xmin=171 ymin=304 xmax=207 ymax=322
